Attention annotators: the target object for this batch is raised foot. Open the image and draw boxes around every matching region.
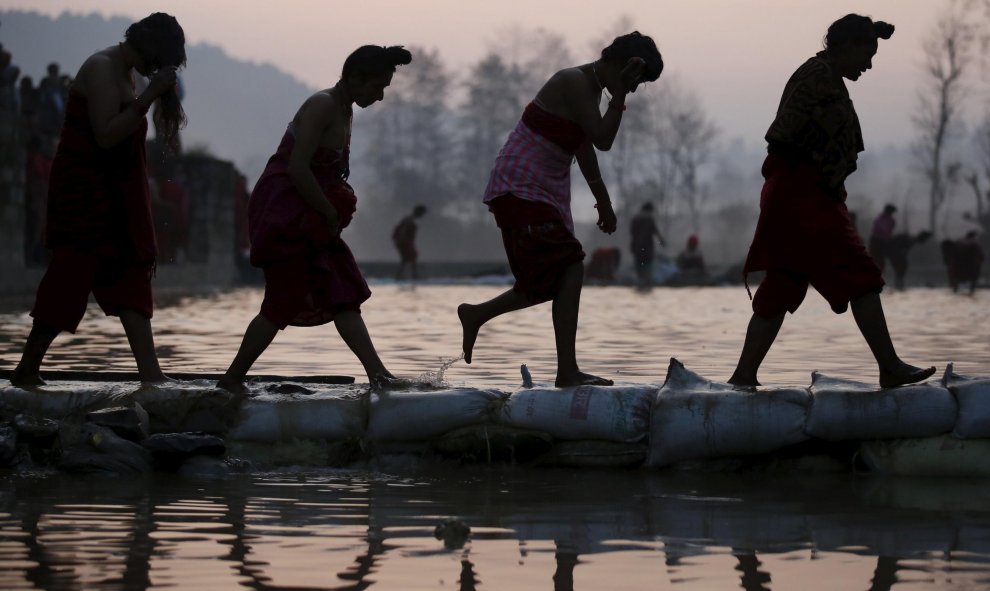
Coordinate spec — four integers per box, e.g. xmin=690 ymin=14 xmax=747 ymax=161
xmin=879 ymin=364 xmax=937 ymax=389
xmin=555 ymin=371 xmax=614 ymax=388
xmin=9 ymin=368 xmax=45 ymax=388
xmin=457 ymin=303 xmax=480 ymax=364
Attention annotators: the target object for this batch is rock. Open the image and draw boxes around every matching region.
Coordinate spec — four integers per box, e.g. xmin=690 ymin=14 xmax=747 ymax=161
xmin=59 ymin=424 xmax=152 ymax=474
xmin=0 ymin=424 xmax=18 ymax=467
xmin=13 ymin=414 xmax=59 ymax=439
xmin=176 ymin=456 xmax=232 ymax=478
xmin=86 ymin=404 xmax=150 ymax=441
xmin=434 ymin=518 xmax=471 ymax=549
xmin=141 ymin=433 xmax=226 ymax=470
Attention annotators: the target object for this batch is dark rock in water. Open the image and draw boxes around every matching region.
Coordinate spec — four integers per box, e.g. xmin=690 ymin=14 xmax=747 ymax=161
xmin=59 ymin=424 xmax=152 ymax=474
xmin=0 ymin=424 xmax=18 ymax=467
xmin=431 ymin=425 xmax=553 ymax=463
xmin=86 ymin=404 xmax=150 ymax=441
xmin=13 ymin=414 xmax=59 ymax=439
xmin=266 ymin=383 xmax=314 ymax=395
xmin=434 ymin=518 xmax=471 ymax=549
xmin=141 ymin=433 xmax=226 ymax=470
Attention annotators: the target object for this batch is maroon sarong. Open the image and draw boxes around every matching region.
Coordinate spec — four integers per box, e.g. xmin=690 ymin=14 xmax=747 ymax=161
xmin=32 ymin=91 xmax=156 ymax=333
xmin=744 ymin=153 xmax=883 ymax=316
xmin=248 ymin=129 xmax=371 ymax=329
xmin=490 ymin=194 xmax=585 ymax=303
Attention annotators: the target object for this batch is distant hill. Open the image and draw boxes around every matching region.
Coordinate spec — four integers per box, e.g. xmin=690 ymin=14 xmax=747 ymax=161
xmin=0 ymin=9 xmax=315 ymax=183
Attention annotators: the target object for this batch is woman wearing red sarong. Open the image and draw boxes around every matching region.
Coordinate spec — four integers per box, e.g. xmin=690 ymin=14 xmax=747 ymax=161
xmin=11 ymin=13 xmax=186 ymax=387
xmin=728 ymin=15 xmax=934 ymax=388
xmin=218 ymin=46 xmax=412 ymax=393
xmin=458 ymin=33 xmax=663 ymax=387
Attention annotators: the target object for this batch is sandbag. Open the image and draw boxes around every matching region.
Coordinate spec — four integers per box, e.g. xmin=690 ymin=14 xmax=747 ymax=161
xmin=646 ymin=359 xmax=811 ymax=468
xmin=806 ymin=372 xmax=956 ymax=441
xmin=859 ymin=435 xmax=990 ymax=477
xmin=430 ymin=424 xmax=553 ymax=463
xmin=0 ymin=382 xmax=130 ymax=417
xmin=366 ymin=389 xmax=504 ymax=441
xmin=943 ymin=363 xmax=990 ymax=439
xmin=227 ymin=387 xmax=365 ymax=442
xmin=538 ymin=440 xmax=647 ymax=468
xmin=133 ymin=380 xmax=240 ymax=434
xmin=497 ymin=385 xmax=657 ymax=443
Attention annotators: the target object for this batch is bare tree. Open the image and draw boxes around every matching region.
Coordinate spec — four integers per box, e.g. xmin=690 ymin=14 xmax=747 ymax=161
xmin=913 ymin=0 xmax=979 ymax=235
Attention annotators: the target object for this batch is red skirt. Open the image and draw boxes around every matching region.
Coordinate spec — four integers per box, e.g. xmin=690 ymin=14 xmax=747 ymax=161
xmin=744 ymin=154 xmax=883 ymax=315
xmin=490 ymin=194 xmax=585 ymax=303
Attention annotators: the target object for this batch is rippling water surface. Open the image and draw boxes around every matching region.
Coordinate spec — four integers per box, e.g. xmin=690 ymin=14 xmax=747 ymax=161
xmin=1 ymin=285 xmax=989 ymax=590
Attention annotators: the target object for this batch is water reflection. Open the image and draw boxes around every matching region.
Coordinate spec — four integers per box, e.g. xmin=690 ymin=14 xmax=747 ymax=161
xmin=1 ymin=469 xmax=989 ymax=589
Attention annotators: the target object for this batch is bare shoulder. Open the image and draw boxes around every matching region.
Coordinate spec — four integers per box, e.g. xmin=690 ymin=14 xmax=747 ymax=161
xmin=74 ymin=51 xmax=114 ymax=94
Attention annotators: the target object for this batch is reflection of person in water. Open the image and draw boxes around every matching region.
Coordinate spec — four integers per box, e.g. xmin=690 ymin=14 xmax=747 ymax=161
xmin=728 ymin=14 xmax=935 ymax=389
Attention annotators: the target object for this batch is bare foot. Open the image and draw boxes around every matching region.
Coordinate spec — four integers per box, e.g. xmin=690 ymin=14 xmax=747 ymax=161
xmin=555 ymin=371 xmax=614 ymax=388
xmin=458 ymin=303 xmax=481 ymax=364
xmin=370 ymin=371 xmax=411 ymax=391
xmin=217 ymin=375 xmax=247 ymax=396
xmin=879 ymin=364 xmax=936 ymax=389
xmin=727 ymin=373 xmax=761 ymax=388
xmin=9 ymin=367 xmax=45 ymax=388
xmin=140 ymin=374 xmax=176 ymax=386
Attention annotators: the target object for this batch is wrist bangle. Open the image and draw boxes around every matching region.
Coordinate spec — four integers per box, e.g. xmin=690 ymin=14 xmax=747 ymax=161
xmin=607 ymin=99 xmax=626 ymax=112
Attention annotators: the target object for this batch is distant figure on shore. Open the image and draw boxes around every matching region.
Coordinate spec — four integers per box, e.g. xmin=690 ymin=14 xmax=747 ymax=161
xmin=676 ymin=234 xmax=706 ymax=273
xmin=392 ymin=204 xmax=426 ymax=280
xmin=458 ymin=32 xmax=663 ymax=387
xmin=585 ymin=247 xmax=621 ymax=282
xmin=629 ymin=202 xmax=665 ymax=286
xmin=941 ymin=231 xmax=984 ymax=294
xmin=868 ymin=203 xmax=897 ymax=273
xmin=218 ymin=45 xmax=412 ymax=393
xmin=10 ymin=13 xmax=186 ymax=387
xmin=887 ymin=230 xmax=931 ymax=290
xmin=728 ymin=15 xmax=934 ymax=389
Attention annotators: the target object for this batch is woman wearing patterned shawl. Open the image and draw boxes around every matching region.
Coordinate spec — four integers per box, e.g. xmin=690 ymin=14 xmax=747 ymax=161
xmin=728 ymin=14 xmax=934 ymax=388
xmin=458 ymin=32 xmax=663 ymax=387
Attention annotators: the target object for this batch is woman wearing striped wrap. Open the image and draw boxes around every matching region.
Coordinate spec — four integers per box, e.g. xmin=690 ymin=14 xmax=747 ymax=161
xmin=458 ymin=32 xmax=663 ymax=387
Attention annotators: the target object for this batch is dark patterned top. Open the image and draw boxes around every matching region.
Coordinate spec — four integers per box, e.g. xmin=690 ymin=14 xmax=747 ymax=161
xmin=765 ymin=52 xmax=864 ymax=193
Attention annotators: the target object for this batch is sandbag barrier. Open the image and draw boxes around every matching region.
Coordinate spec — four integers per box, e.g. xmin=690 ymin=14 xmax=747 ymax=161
xmin=0 ymin=359 xmax=989 ymax=476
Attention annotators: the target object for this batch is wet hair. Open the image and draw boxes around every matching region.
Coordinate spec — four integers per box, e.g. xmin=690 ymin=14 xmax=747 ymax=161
xmin=125 ymin=13 xmax=187 ymax=146
xmin=413 ymin=205 xmax=427 ymax=216
xmin=824 ymin=14 xmax=894 ymax=52
xmin=341 ymin=45 xmax=412 ymax=82
xmin=601 ymin=32 xmax=663 ymax=83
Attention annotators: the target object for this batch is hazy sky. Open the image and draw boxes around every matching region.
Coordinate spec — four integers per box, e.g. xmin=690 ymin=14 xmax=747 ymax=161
xmin=1 ymin=0 xmax=951 ymax=148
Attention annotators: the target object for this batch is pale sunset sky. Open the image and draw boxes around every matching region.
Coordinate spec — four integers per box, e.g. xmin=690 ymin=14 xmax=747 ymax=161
xmin=1 ymin=0 xmax=955 ymax=148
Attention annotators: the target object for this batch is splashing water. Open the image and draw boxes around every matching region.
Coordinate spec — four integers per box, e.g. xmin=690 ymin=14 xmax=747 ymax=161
xmin=414 ymin=353 xmax=464 ymax=387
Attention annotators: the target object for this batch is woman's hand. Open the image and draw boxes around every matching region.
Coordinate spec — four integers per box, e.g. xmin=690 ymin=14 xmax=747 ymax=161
xmin=596 ymin=201 xmax=617 ymax=234
xmin=619 ymin=57 xmax=646 ymax=93
xmin=147 ymin=66 xmax=178 ymax=99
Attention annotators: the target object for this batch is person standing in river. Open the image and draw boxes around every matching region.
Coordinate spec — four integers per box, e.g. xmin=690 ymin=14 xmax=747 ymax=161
xmin=10 ymin=13 xmax=186 ymax=387
xmin=728 ymin=15 xmax=935 ymax=389
xmin=458 ymin=32 xmax=663 ymax=387
xmin=218 ymin=45 xmax=412 ymax=393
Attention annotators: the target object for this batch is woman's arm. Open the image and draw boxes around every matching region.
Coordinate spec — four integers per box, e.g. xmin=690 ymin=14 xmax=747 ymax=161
xmin=85 ymin=56 xmax=177 ymax=149
xmin=287 ymin=92 xmax=341 ymax=235
xmin=567 ymin=59 xmax=645 ymax=151
xmin=575 ymin=138 xmax=616 ymax=234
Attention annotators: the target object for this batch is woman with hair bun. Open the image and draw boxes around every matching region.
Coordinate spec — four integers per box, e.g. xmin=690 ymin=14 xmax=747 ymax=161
xmin=458 ymin=32 xmax=663 ymax=387
xmin=219 ymin=45 xmax=412 ymax=393
xmin=11 ymin=12 xmax=185 ymax=386
xmin=728 ymin=14 xmax=935 ymax=388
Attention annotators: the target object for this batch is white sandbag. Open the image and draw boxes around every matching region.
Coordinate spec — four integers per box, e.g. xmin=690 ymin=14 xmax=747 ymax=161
xmin=133 ymin=380 xmax=240 ymax=434
xmin=646 ymin=359 xmax=811 ymax=467
xmin=859 ymin=435 xmax=990 ymax=477
xmin=366 ymin=388 xmax=504 ymax=441
xmin=227 ymin=387 xmax=366 ymax=442
xmin=806 ymin=373 xmax=956 ymax=441
xmin=943 ymin=363 xmax=990 ymax=439
xmin=497 ymin=385 xmax=657 ymax=443
xmin=0 ymin=382 xmax=131 ymax=418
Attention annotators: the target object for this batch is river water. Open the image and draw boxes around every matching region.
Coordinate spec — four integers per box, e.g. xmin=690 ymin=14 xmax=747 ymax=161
xmin=1 ymin=284 xmax=989 ymax=590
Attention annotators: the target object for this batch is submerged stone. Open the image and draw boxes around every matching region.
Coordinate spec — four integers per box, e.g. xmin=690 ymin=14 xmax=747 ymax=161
xmin=142 ymin=433 xmax=226 ymax=470
xmin=13 ymin=413 xmax=59 ymax=439
xmin=86 ymin=404 xmax=150 ymax=441
xmin=60 ymin=424 xmax=153 ymax=474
